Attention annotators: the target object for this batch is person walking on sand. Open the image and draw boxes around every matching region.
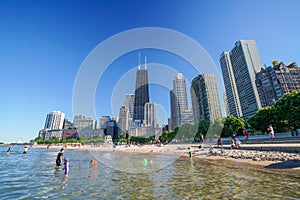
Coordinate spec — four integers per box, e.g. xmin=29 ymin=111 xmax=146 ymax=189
xmin=268 ymin=124 xmax=274 ymax=139
xmin=243 ymin=129 xmax=249 ymax=140
xmin=217 ymin=137 xmax=222 ymax=147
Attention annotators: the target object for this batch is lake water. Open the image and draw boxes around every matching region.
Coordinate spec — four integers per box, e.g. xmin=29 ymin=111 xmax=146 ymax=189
xmin=1 ymin=146 xmax=300 ymax=199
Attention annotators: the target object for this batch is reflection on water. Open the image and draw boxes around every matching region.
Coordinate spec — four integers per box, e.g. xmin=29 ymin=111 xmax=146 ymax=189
xmin=0 ymin=146 xmax=299 ymax=199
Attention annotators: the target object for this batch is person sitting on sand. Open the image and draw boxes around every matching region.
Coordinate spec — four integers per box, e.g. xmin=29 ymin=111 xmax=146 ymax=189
xmin=235 ymin=139 xmax=241 ymax=149
xmin=230 ymin=139 xmax=235 ymax=149
xmin=208 ymin=145 xmax=216 ymax=155
xmin=220 ymin=147 xmax=225 ymax=154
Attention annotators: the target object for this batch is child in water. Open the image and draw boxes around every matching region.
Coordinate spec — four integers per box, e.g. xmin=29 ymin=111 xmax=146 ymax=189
xmin=62 ymin=158 xmax=69 ymax=175
xmin=90 ymin=160 xmax=98 ymax=167
xmin=188 ymin=147 xmax=193 ymax=158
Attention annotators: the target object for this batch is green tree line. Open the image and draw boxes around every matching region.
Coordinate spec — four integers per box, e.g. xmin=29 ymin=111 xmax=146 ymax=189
xmin=248 ymin=91 xmax=300 ymax=133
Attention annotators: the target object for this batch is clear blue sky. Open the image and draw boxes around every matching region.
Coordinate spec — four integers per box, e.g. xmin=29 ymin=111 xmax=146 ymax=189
xmin=1 ymin=0 xmax=299 ymax=143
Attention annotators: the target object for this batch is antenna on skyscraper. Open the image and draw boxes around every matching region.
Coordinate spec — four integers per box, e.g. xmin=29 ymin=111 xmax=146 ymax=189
xmin=138 ymin=52 xmax=141 ymax=70
xmin=144 ymin=56 xmax=147 ymax=70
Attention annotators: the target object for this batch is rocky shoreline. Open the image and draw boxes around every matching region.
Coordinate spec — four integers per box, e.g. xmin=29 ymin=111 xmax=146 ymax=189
xmin=216 ymin=149 xmax=300 ymax=162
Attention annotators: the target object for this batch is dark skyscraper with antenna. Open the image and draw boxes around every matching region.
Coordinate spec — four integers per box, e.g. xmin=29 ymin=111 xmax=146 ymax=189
xmin=133 ymin=56 xmax=150 ymax=124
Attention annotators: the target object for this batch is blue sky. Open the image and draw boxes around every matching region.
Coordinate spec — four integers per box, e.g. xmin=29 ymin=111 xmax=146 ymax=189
xmin=0 ymin=0 xmax=299 ymax=143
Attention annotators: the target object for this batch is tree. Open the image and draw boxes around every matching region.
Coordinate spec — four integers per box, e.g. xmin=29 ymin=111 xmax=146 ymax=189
xmin=221 ymin=116 xmax=246 ymax=137
xmin=273 ymin=91 xmax=300 ymax=130
xmin=175 ymin=123 xmax=197 ymax=142
xmin=194 ymin=120 xmax=210 ymax=140
xmin=248 ymin=91 xmax=300 ymax=133
xmin=248 ymin=106 xmax=276 ymax=133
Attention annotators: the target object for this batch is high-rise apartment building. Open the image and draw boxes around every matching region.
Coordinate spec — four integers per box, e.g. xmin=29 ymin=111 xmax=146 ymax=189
xmin=143 ymin=102 xmax=157 ymax=128
xmin=191 ymin=74 xmax=222 ymax=122
xmin=44 ymin=111 xmax=65 ymax=130
xmin=170 ymin=73 xmax=189 ymax=129
xmin=125 ymin=94 xmax=135 ymax=119
xmin=118 ymin=105 xmax=128 ymax=134
xmin=133 ymin=57 xmax=149 ymax=123
xmin=220 ymin=40 xmax=263 ymax=120
xmin=256 ymin=61 xmax=300 ymax=107
xmin=220 ymin=51 xmax=242 ymax=118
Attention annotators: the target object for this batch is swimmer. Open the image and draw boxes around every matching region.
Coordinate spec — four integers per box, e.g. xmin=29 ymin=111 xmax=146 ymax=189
xmin=7 ymin=147 xmax=11 ymax=155
xmin=62 ymin=157 xmax=69 ymax=175
xmin=90 ymin=160 xmax=98 ymax=167
xmin=23 ymin=146 xmax=28 ymax=154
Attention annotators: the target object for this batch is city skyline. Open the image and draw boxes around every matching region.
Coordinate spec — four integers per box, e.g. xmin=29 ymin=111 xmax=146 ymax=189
xmin=1 ymin=0 xmax=300 ymax=142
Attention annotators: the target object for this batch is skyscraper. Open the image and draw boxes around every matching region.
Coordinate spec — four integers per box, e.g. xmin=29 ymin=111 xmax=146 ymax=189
xmin=118 ymin=105 xmax=128 ymax=134
xmin=143 ymin=102 xmax=157 ymax=128
xmin=125 ymin=94 xmax=135 ymax=119
xmin=191 ymin=74 xmax=222 ymax=122
xmin=44 ymin=111 xmax=65 ymax=130
xmin=133 ymin=57 xmax=150 ymax=123
xmin=170 ymin=73 xmax=189 ymax=129
xmin=220 ymin=40 xmax=263 ymax=120
xmin=220 ymin=51 xmax=242 ymax=118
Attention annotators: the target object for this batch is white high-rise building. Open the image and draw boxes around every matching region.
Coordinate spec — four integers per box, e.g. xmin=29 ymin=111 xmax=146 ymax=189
xmin=220 ymin=40 xmax=263 ymax=120
xmin=44 ymin=111 xmax=65 ymax=130
xmin=170 ymin=73 xmax=189 ymax=129
xmin=143 ymin=102 xmax=156 ymax=128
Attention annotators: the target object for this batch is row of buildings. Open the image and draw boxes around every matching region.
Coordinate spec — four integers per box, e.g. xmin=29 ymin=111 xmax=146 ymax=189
xmin=39 ymin=40 xmax=300 ymax=140
xmin=39 ymin=112 xmax=120 ymax=141
xmin=220 ymin=40 xmax=300 ymax=120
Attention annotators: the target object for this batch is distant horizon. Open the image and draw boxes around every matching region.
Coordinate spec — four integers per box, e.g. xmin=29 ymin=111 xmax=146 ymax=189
xmin=1 ymin=0 xmax=299 ymax=143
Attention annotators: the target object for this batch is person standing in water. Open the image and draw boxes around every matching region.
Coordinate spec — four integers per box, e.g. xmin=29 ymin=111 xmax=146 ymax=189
xmin=56 ymin=148 xmax=64 ymax=168
xmin=62 ymin=157 xmax=69 ymax=175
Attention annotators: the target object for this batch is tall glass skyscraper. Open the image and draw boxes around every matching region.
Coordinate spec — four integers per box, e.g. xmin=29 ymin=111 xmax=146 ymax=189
xmin=170 ymin=73 xmax=189 ymax=129
xmin=133 ymin=57 xmax=149 ymax=123
xmin=191 ymin=73 xmax=222 ymax=122
xmin=220 ymin=40 xmax=263 ymax=120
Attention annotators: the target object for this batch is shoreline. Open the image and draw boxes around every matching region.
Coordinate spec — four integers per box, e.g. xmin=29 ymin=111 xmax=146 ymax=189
xmin=31 ymin=143 xmax=300 ymax=176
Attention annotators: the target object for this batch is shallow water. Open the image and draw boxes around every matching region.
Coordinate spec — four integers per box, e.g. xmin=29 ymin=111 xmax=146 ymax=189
xmin=0 ymin=146 xmax=299 ymax=199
